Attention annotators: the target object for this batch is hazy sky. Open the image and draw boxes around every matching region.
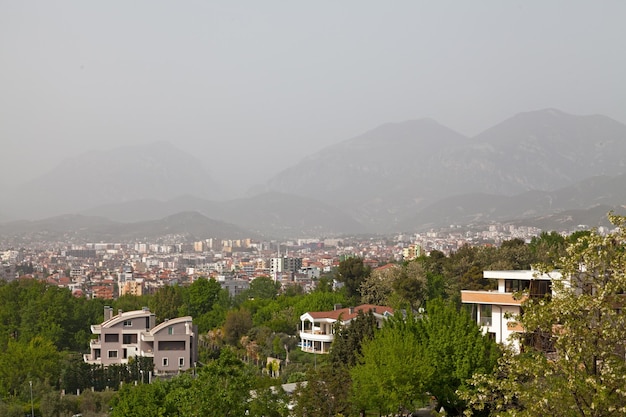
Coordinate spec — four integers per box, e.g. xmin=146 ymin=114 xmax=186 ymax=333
xmin=2 ymin=1 xmax=625 ymax=194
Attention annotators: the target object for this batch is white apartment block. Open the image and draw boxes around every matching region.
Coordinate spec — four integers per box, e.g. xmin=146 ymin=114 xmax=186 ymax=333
xmin=461 ymin=270 xmax=559 ymax=351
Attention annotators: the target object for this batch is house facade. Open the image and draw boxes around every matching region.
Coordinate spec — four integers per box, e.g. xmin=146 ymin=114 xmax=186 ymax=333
xmin=299 ymin=304 xmax=394 ymax=354
xmin=84 ymin=306 xmax=198 ymax=375
xmin=461 ymin=270 xmax=559 ymax=350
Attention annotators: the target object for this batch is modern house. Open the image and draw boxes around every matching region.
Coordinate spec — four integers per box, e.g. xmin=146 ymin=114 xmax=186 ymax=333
xmin=84 ymin=306 xmax=198 ymax=375
xmin=461 ymin=269 xmax=559 ymax=351
xmin=299 ymin=304 xmax=394 ymax=354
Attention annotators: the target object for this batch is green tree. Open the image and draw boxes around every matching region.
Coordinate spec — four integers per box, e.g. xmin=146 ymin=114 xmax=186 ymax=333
xmin=350 ymin=311 xmax=428 ymax=415
xmin=360 ymin=264 xmax=398 ymax=306
xmin=293 ymin=290 xmax=346 ymax=316
xmin=0 ymin=336 xmax=61 ymax=397
xmin=170 ymin=348 xmax=256 ymax=416
xmin=223 ymin=308 xmax=253 ymax=346
xmin=150 ymin=284 xmax=184 ymax=323
xmin=113 ymin=293 xmax=150 ymax=313
xmin=463 ymin=214 xmax=626 ymax=416
xmin=446 ymin=245 xmax=495 ymax=291
xmin=110 ymin=378 xmax=169 ymax=417
xmin=391 ymin=260 xmax=428 ymax=310
xmin=247 ymin=384 xmax=290 ymax=417
xmin=336 ymin=257 xmax=371 ymax=301
xmin=329 ymin=310 xmax=378 ymax=368
xmin=292 ymin=365 xmax=352 ymax=417
xmin=417 ymin=299 xmax=500 ymax=414
xmin=248 ymin=276 xmax=281 ymax=300
xmin=350 ymin=301 xmax=499 ymax=416
xmin=180 ymin=277 xmax=223 ymax=318
xmin=528 ymin=231 xmax=567 ymax=267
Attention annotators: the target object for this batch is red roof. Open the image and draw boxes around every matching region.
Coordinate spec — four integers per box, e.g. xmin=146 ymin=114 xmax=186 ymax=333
xmin=306 ymin=304 xmax=394 ymax=322
xmin=374 ymin=263 xmax=398 ymax=272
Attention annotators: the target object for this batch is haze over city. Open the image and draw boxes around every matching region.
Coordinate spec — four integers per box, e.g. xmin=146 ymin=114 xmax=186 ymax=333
xmin=2 ymin=1 xmax=625 ymax=196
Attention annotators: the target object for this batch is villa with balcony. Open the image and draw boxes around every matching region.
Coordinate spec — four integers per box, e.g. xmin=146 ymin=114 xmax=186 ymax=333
xmin=299 ymin=304 xmax=394 ymax=354
xmin=462 ymin=269 xmax=559 ymax=351
xmin=84 ymin=306 xmax=198 ymax=375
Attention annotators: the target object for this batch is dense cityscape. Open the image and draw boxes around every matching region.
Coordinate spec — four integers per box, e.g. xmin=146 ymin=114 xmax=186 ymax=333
xmin=0 ymin=223 xmax=551 ymax=298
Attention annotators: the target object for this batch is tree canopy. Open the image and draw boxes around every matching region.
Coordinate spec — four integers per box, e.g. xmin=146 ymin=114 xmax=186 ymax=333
xmin=351 ymin=300 xmax=499 ymax=415
xmin=463 ymin=214 xmax=626 ymax=416
xmin=336 ymin=257 xmax=371 ymax=301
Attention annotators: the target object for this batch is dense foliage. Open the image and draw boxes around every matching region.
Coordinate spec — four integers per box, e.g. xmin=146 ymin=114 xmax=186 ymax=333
xmin=350 ymin=300 xmax=500 ymax=415
xmin=462 ymin=214 xmax=626 ymax=416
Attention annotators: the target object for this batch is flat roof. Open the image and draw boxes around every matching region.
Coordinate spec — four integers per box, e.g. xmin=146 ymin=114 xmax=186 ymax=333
xmin=483 ymin=270 xmax=560 ymax=281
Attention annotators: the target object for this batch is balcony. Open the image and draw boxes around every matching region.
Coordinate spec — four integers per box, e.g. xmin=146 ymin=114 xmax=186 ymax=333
xmin=299 ymin=330 xmax=334 ymax=343
xmin=90 ymin=339 xmax=101 ymax=348
xmin=83 ymin=354 xmax=101 ymax=364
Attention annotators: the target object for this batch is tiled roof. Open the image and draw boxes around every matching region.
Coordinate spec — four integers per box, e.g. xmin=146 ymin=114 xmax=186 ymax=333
xmin=374 ymin=263 xmax=398 ymax=271
xmin=306 ymin=304 xmax=394 ymax=321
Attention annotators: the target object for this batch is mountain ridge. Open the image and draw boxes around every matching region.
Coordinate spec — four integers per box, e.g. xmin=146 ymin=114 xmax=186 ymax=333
xmin=2 ymin=109 xmax=626 ymax=237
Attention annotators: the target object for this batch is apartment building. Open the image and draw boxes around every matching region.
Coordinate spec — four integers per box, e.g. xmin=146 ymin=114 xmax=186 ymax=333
xmin=461 ymin=269 xmax=559 ymax=350
xmin=270 ymin=256 xmax=303 ymax=280
xmin=84 ymin=306 xmax=198 ymax=375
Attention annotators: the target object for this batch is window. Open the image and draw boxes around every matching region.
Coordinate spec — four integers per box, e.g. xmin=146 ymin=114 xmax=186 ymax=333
xmin=95 ymin=349 xmax=101 ymax=359
xmin=123 ymin=320 xmax=132 ymax=327
xmin=168 ymin=326 xmax=174 ymax=335
xmin=123 ymin=334 xmax=137 ymax=344
xmin=178 ymin=357 xmax=185 ymax=367
xmin=108 ymin=350 xmax=118 ymax=358
xmin=104 ymin=333 xmax=119 ymax=343
xmin=505 ymin=279 xmax=530 ymax=293
xmin=480 ymin=304 xmax=492 ymax=326
xmin=162 ymin=357 xmax=169 ymax=367
xmin=158 ymin=340 xmax=185 ymax=351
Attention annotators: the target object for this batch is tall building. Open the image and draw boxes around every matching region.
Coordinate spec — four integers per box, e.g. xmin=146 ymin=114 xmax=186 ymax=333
xmin=270 ymin=256 xmax=303 ymax=281
xmin=402 ymin=244 xmax=422 ymax=261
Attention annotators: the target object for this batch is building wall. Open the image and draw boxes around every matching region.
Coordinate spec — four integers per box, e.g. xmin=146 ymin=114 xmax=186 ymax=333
xmin=152 ymin=320 xmax=197 ymax=374
xmin=85 ymin=308 xmax=196 ymax=374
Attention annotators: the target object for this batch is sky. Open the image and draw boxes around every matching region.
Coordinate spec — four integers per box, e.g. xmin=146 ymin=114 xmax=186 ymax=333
xmin=1 ymin=1 xmax=625 ymax=194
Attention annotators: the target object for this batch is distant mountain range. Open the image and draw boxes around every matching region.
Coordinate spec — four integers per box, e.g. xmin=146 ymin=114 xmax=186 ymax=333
xmin=1 ymin=109 xmax=625 ymax=241
xmin=0 ymin=212 xmax=253 ymax=243
xmin=3 ymin=141 xmax=223 ymax=220
xmin=265 ymin=109 xmax=626 ymax=231
xmin=80 ymin=192 xmax=364 ymax=238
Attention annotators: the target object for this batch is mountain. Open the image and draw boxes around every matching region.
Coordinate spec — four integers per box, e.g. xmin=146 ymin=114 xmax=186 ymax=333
xmin=0 ymin=212 xmax=252 ymax=243
xmin=265 ymin=119 xmax=470 ymax=229
xmin=3 ymin=109 xmax=625 ymax=237
xmin=265 ymin=109 xmax=626 ymax=232
xmin=81 ymin=192 xmax=364 ymax=238
xmin=471 ymin=109 xmax=626 ymax=191
xmin=216 ymin=192 xmax=364 ymax=237
xmin=397 ymin=173 xmax=626 ymax=232
xmin=3 ymin=141 xmax=222 ymax=220
xmin=509 ymin=204 xmax=626 ymax=231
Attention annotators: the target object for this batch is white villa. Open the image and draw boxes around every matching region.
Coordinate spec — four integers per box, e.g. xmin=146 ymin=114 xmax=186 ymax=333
xmin=462 ymin=270 xmax=560 ymax=351
xmin=299 ymin=304 xmax=394 ymax=354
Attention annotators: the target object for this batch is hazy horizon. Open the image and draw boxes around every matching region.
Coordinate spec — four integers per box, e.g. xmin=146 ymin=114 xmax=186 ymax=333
xmin=2 ymin=1 xmax=625 ymax=194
